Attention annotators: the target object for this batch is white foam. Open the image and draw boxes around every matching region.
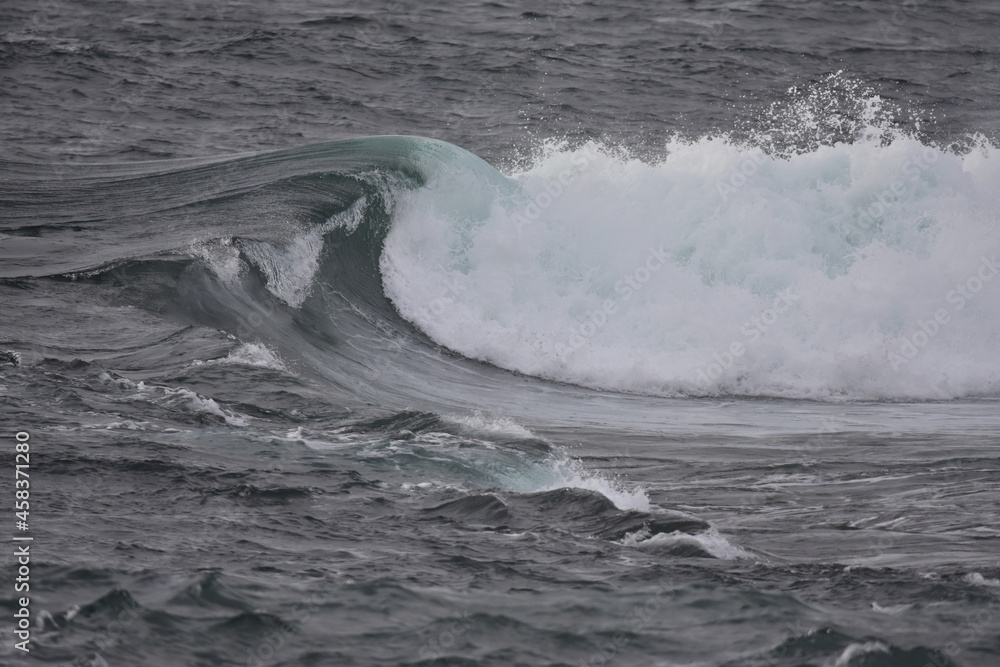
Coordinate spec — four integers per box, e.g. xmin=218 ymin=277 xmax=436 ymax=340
xmin=103 ymin=420 xmax=153 ymax=430
xmin=278 ymin=426 xmax=361 ymax=450
xmin=400 ymin=480 xmax=467 ymax=493
xmin=871 ymin=601 xmax=912 ymax=615
xmin=211 ymin=342 xmax=287 ymax=371
xmin=129 ymin=381 xmax=249 ymax=427
xmin=381 ymin=76 xmax=1000 ymax=401
xmin=240 ymin=198 xmax=366 ymax=307
xmin=191 ymin=237 xmax=246 ymax=285
xmin=834 ymin=641 xmax=891 ymax=667
xmin=619 ymin=526 xmax=754 ymax=560
xmin=98 ymin=372 xmax=137 ymax=390
xmin=445 ymin=411 xmax=535 ymax=439
xmin=534 ymin=455 xmax=651 ymax=512
xmin=964 ymin=572 xmax=1000 ymax=588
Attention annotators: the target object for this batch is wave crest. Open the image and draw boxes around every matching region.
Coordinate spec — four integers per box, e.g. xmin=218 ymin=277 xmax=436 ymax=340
xmin=381 ymin=79 xmax=1000 ymax=400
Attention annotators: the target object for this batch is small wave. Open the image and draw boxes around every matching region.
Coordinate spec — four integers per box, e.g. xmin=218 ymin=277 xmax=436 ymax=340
xmin=207 ymin=342 xmax=287 ymax=371
xmin=224 ymin=483 xmax=314 ymax=505
xmin=532 ymin=455 xmax=651 ymax=512
xmin=103 ymin=420 xmax=155 ymax=430
xmin=308 ymin=410 xmax=649 ymax=512
xmin=96 ymin=372 xmax=248 ymax=427
xmin=963 ymin=572 xmax=1000 ymax=588
xmin=127 ymin=380 xmax=250 ymax=427
xmin=423 ymin=494 xmax=512 ymax=526
xmin=619 ymin=527 xmax=754 ymax=560
xmin=444 ymin=410 xmax=536 ymax=439
xmin=871 ymin=601 xmax=912 ymax=615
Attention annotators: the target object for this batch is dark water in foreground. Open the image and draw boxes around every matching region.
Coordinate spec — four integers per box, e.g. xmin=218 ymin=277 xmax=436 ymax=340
xmin=2 ymin=1 xmax=1000 ymax=666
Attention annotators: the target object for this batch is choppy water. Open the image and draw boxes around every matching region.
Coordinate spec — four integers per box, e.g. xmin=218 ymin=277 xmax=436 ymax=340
xmin=2 ymin=1 xmax=1000 ymax=666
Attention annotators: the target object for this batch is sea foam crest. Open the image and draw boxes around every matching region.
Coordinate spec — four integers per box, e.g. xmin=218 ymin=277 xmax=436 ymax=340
xmin=382 ymin=75 xmax=1000 ymax=400
xmin=193 ymin=198 xmax=367 ymax=308
xmin=241 ymin=198 xmax=367 ymax=308
xmin=210 ymin=342 xmax=287 ymax=371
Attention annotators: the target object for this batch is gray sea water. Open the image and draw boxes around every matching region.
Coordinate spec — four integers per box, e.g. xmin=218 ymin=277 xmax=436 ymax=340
xmin=2 ymin=2 xmax=1000 ymax=666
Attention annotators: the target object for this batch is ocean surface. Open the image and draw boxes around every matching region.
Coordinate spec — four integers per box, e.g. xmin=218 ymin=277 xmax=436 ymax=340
xmin=2 ymin=1 xmax=1000 ymax=665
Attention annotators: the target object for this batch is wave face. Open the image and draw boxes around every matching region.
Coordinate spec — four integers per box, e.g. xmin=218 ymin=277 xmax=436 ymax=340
xmin=381 ymin=93 xmax=1000 ymax=400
